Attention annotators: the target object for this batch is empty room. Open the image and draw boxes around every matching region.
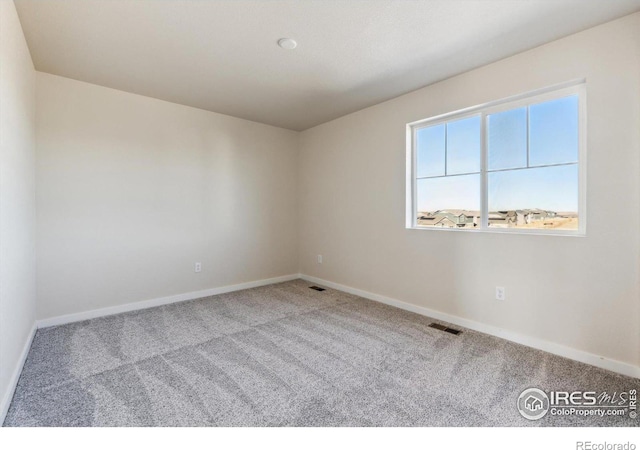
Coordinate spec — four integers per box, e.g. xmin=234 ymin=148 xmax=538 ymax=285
xmin=1 ymin=0 xmax=639 ymax=444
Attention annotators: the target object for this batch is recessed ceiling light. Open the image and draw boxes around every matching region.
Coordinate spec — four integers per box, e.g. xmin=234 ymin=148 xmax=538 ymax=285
xmin=277 ymin=38 xmax=297 ymax=50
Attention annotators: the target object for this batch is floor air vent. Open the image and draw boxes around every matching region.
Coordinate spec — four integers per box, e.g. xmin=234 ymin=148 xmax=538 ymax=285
xmin=309 ymin=286 xmax=326 ymax=291
xmin=429 ymin=323 xmax=461 ymax=335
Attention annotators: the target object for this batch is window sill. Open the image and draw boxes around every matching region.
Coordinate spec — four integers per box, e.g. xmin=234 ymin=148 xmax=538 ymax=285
xmin=406 ymin=225 xmax=585 ymax=237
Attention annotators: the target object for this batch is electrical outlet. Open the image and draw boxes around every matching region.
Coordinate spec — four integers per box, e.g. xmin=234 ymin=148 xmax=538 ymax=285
xmin=195 ymin=262 xmax=202 ymax=273
xmin=317 ymin=255 xmax=323 ymax=264
xmin=496 ymin=286 xmax=506 ymax=301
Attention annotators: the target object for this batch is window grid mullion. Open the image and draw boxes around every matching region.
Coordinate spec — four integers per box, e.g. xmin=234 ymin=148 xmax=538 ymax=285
xmin=526 ymin=106 xmax=530 ymax=168
xmin=486 ymin=161 xmax=578 ymax=174
xmin=444 ymin=123 xmax=448 ymax=176
xmin=416 ymin=171 xmax=480 ymax=180
xmin=481 ymin=112 xmax=488 ymax=229
xmin=413 ymin=127 xmax=418 ymax=227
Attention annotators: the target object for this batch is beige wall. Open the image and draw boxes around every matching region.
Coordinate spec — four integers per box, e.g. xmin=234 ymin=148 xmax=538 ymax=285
xmin=299 ymin=13 xmax=640 ymax=368
xmin=0 ymin=1 xmax=37 ymax=416
xmin=36 ymin=73 xmax=299 ymax=319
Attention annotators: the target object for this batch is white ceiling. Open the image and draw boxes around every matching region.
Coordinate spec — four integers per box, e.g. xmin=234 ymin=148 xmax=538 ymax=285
xmin=15 ymin=0 xmax=640 ymax=131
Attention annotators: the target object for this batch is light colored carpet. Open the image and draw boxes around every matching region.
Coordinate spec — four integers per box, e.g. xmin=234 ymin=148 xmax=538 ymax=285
xmin=4 ymin=280 xmax=638 ymax=426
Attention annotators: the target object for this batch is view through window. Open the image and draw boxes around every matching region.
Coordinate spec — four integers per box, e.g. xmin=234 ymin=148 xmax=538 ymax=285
xmin=409 ymin=84 xmax=584 ymax=233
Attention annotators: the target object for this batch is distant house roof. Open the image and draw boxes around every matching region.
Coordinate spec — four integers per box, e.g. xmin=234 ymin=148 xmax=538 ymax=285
xmin=433 ymin=216 xmax=456 ymax=226
xmin=438 ymin=209 xmax=479 ymax=217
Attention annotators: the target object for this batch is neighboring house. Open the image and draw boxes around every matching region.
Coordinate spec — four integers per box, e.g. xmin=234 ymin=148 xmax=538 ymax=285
xmin=528 ymin=209 xmax=548 ymax=222
xmin=488 ymin=212 xmax=508 ymax=227
xmin=433 ymin=216 xmax=457 ymax=227
xmin=505 ymin=210 xmax=517 ymax=226
xmin=417 ymin=210 xmax=480 ymax=228
xmin=516 ymin=210 xmax=529 ymax=226
xmin=419 ymin=208 xmax=564 ymax=228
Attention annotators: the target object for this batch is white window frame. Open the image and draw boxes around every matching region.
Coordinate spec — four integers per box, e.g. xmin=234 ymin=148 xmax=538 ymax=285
xmin=406 ymin=80 xmax=587 ymax=236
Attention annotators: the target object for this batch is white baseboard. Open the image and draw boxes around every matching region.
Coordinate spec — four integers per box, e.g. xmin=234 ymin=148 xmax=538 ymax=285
xmin=37 ymin=274 xmax=300 ymax=329
xmin=0 ymin=322 xmax=37 ymax=425
xmin=300 ymin=274 xmax=640 ymax=379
